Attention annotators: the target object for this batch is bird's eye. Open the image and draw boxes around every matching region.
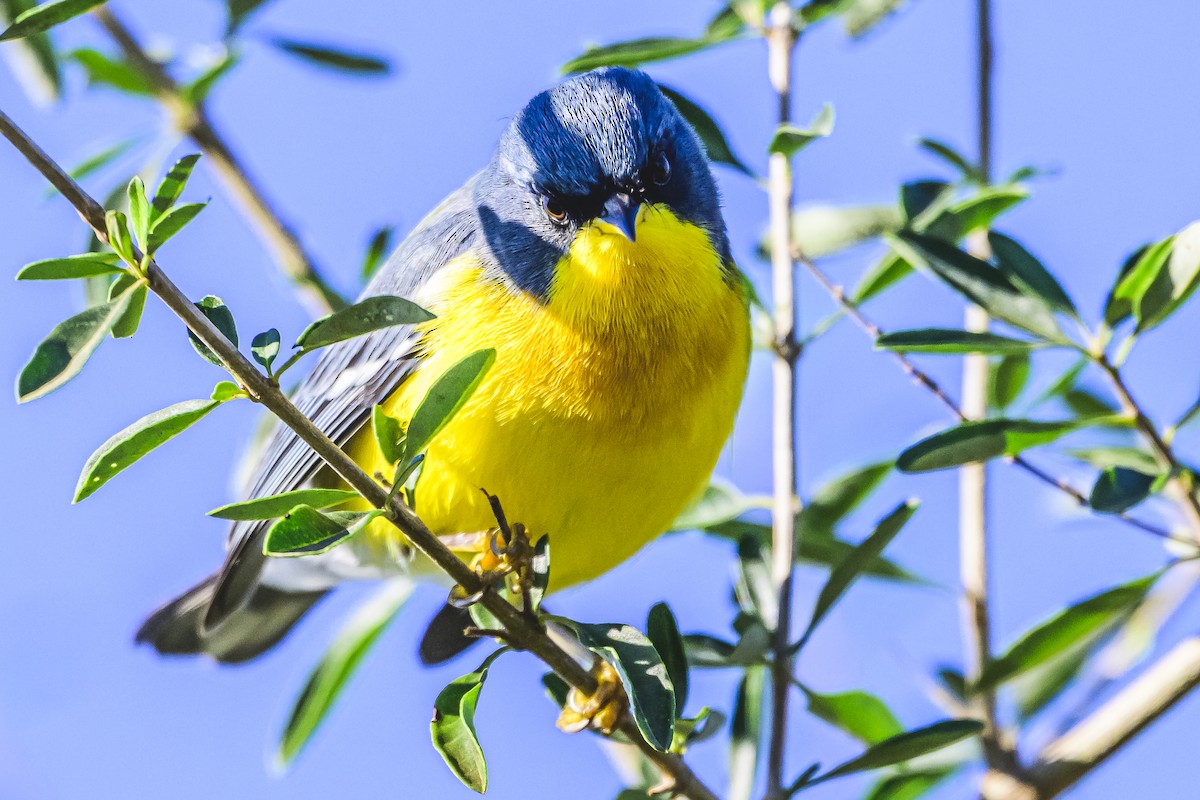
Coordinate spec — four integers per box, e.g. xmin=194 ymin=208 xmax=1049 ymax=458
xmin=544 ymin=196 xmax=568 ymax=225
xmin=651 ymin=152 xmax=671 ymax=186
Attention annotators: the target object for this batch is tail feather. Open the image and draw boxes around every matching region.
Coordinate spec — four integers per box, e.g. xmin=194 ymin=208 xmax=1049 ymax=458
xmin=138 ymin=575 xmax=326 ymax=664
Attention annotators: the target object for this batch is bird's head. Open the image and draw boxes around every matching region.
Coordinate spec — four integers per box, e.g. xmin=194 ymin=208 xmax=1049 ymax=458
xmin=475 ymin=67 xmax=731 ymax=299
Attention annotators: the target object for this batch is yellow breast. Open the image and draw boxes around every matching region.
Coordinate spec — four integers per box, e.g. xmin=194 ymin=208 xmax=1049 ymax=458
xmin=346 ymin=205 xmax=750 ymax=590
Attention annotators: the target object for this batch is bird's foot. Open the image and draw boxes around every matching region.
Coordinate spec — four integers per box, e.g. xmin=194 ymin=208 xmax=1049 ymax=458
xmin=556 ymin=659 xmax=627 ymax=736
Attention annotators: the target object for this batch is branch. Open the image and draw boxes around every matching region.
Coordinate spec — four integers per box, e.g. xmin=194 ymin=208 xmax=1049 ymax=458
xmin=92 ymin=6 xmax=346 ymax=317
xmin=764 ymin=4 xmax=799 ymax=799
xmin=0 ymin=108 xmax=719 ymax=800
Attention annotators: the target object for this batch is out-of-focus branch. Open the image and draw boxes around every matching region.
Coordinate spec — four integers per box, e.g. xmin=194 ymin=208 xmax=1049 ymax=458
xmin=0 ymin=108 xmax=718 ymax=800
xmin=92 ymin=5 xmax=346 ymax=316
xmin=764 ymin=4 xmax=799 ymax=799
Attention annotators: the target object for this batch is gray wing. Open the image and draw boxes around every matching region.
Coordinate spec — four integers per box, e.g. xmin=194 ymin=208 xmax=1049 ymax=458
xmin=204 ymin=178 xmax=483 ymax=631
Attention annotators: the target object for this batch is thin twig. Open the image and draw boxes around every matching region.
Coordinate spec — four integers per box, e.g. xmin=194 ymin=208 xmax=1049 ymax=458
xmin=0 ymin=108 xmax=719 ymax=800
xmin=764 ymin=5 xmax=799 ymax=799
xmin=92 ymin=6 xmax=346 ymax=316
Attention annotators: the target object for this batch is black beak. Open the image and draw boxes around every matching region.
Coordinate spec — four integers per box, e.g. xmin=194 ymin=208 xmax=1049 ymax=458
xmin=598 ymin=192 xmax=641 ymax=242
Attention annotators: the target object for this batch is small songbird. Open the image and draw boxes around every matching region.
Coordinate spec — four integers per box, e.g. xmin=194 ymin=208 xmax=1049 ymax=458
xmin=138 ymin=67 xmax=751 ymax=663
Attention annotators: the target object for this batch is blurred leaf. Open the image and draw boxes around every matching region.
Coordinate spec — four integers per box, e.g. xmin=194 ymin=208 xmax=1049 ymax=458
xmin=0 ymin=0 xmax=105 ymax=41
xmin=16 ymin=291 xmax=130 ymax=402
xmin=735 ymin=535 xmax=777 ymax=628
xmin=976 ymin=573 xmax=1159 ymax=692
xmin=182 ymin=50 xmax=238 ymax=105
xmin=68 ymin=47 xmax=153 ymax=95
xmin=278 ymin=581 xmax=411 ymax=766
xmin=898 ymin=418 xmax=1089 ymax=473
xmin=404 ymin=348 xmax=495 ymax=462
xmin=147 ymin=201 xmax=207 ymax=252
xmin=360 ymin=224 xmax=394 ymax=283
xmin=800 ymin=685 xmax=902 ymax=745
xmin=672 ymin=478 xmax=761 ymax=531
xmin=1106 ymin=237 xmax=1172 ymax=329
xmin=768 ymin=104 xmax=834 ymax=157
xmin=797 ymin=461 xmax=892 ymax=541
xmin=988 ymin=231 xmax=1077 ymax=317
xmin=295 ymin=295 xmax=433 ymax=350
xmin=989 ymin=353 xmax=1030 ymax=410
xmin=109 ymin=282 xmax=146 ymax=338
xmin=853 ymin=253 xmax=912 ymax=305
xmin=707 ymin=519 xmax=918 ymax=581
xmin=151 ymin=153 xmax=200 ymax=218
xmin=225 ymin=0 xmax=270 ymax=36
xmin=1013 ymin=634 xmax=1101 ymax=722
xmin=762 ymin=204 xmax=902 ymax=260
xmin=842 ymin=0 xmax=905 ymax=37
xmin=900 ymin=180 xmax=952 ymax=222
xmin=1066 ymin=446 xmax=1160 ymax=474
xmin=921 ymin=186 xmax=1030 ymax=242
xmin=659 ymin=85 xmax=752 ymax=176
xmin=705 ymin=3 xmax=746 ymax=38
xmin=208 ymin=488 xmax=358 ymax=520
xmin=188 ymin=294 xmax=238 ymax=366
xmin=1089 ymin=467 xmax=1156 ymax=514
xmin=430 ymin=648 xmax=507 ymax=794
xmin=797 ymin=500 xmax=918 ymax=650
xmin=554 ymin=619 xmax=676 ymax=751
xmin=863 ymin=768 xmax=956 ymax=800
xmin=74 ymin=398 xmax=222 ymax=501
xmin=877 ymin=329 xmax=1040 ymax=355
xmin=564 ymin=36 xmax=726 ymax=74
xmin=900 ymin=232 xmax=1065 ymax=342
xmin=802 ymin=720 xmax=983 ymax=787
xmin=47 ymin=138 xmax=140 ymax=196
xmin=0 ymin=0 xmax=61 ymax=103
xmin=270 ymin=38 xmax=390 ymax=75
xmin=1137 ymin=221 xmax=1200 ymax=333
xmin=729 ymin=666 xmax=765 ymax=800
xmin=251 ymin=328 xmax=280 ymax=371
xmin=1032 ymin=356 xmax=1087 ymax=409
xmin=647 ymin=602 xmax=689 ymax=712
xmin=1063 ymin=388 xmax=1117 ymax=419
xmin=264 ymin=506 xmax=382 ymax=557
xmin=17 ymin=253 xmax=123 ymax=280
xmin=917 ymin=138 xmax=983 ymax=183
xmin=1104 ymin=243 xmax=1153 ymax=327
xmin=683 ymin=634 xmax=738 ymax=669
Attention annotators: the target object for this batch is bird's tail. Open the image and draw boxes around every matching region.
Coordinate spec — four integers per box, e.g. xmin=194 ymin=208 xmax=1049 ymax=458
xmin=136 ymin=575 xmax=326 ymax=664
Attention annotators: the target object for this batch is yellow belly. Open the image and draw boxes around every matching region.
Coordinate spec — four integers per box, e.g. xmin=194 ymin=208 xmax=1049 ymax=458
xmin=344 ymin=206 xmax=750 ymax=590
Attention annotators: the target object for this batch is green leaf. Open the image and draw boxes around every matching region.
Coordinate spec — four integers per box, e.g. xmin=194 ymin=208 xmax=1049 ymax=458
xmin=263 ymin=506 xmax=382 ymax=557
xmin=1089 ymin=467 xmax=1156 ymax=514
xmin=554 ymin=619 xmax=676 ymax=751
xmin=430 ymin=648 xmax=508 ymax=793
xmin=658 ymin=85 xmax=752 ymax=176
xmin=989 ymin=353 xmax=1030 ymax=410
xmin=105 ymin=209 xmax=133 ymax=264
xmin=360 ymin=225 xmax=394 ymax=283
xmin=1136 ymin=221 xmax=1200 ymax=333
xmin=295 ymin=295 xmax=433 ymax=350
xmin=897 ymin=418 xmax=1087 ymax=472
xmin=0 ymin=0 xmax=105 ymax=41
xmin=1104 ymin=243 xmax=1156 ymax=327
xmin=800 ymin=685 xmax=902 ymax=745
xmin=729 ymin=667 xmax=765 ymax=800
xmin=126 ymin=176 xmax=150 ymax=244
xmin=842 ymin=0 xmax=905 ymax=37
xmin=147 ymin=201 xmax=207 ymax=252
xmin=16 ymin=253 xmax=124 ymax=280
xmin=976 ymin=573 xmax=1159 ymax=692
xmin=784 ymin=203 xmax=903 ymax=260
xmin=210 ymin=380 xmax=245 ymax=401
xmin=989 ymin=231 xmax=1077 ymax=317
xmin=251 ymin=328 xmax=280 ymax=371
xmin=278 ymin=581 xmax=411 ymax=767
xmin=404 ymin=348 xmax=496 ymax=461
xmin=188 ymin=294 xmax=237 ymax=366
xmin=920 ymin=186 xmax=1031 ymax=242
xmin=151 ymin=154 xmax=200 ymax=218
xmin=74 ymin=398 xmax=221 ymax=501
xmin=563 ymin=37 xmax=722 ymax=74
xmin=49 ymin=138 xmax=141 ymax=194
xmin=1066 ymin=446 xmax=1160 ymax=474
xmin=917 ymin=138 xmax=983 ymax=183
xmin=1063 ymin=388 xmax=1117 ymax=420
xmin=208 ymin=488 xmax=358 ymax=520
xmin=808 ymin=719 xmax=983 ymax=784
xmin=796 ymin=461 xmax=892 ymax=542
xmin=16 ymin=291 xmax=131 ymax=402
xmin=369 ymin=405 xmax=405 ymax=465
xmin=0 ymin=0 xmax=61 ymax=103
xmin=900 ymin=180 xmax=953 ymax=222
xmin=181 ymin=50 xmax=238 ymax=105
xmin=863 ymin=768 xmax=956 ymax=800
xmin=768 ymin=104 xmax=834 ymax=157
xmin=797 ymin=500 xmax=918 ymax=649
xmin=877 ymin=329 xmax=1041 ymax=355
xmin=671 ymin=479 xmax=762 ymax=531
xmin=900 ymin=232 xmax=1064 ymax=342
xmin=110 ymin=282 xmax=146 ymax=338
xmin=225 ymin=0 xmax=270 ymax=35
xmin=647 ymin=603 xmax=689 ymax=712
xmin=735 ymin=535 xmax=777 ymax=627
xmin=270 ymin=38 xmax=390 ymax=75
xmin=67 ymin=48 xmax=154 ymax=95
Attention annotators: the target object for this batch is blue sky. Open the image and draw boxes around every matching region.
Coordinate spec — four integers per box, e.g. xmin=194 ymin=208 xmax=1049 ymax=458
xmin=3 ymin=1 xmax=1200 ymax=798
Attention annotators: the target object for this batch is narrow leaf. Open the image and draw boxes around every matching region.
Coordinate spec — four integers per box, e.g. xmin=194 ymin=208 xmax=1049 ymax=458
xmin=1137 ymin=221 xmax=1200 ymax=333
xmin=1089 ymin=467 xmax=1156 ymax=514
xmin=0 ymin=0 xmax=61 ymax=103
xmin=917 ymin=138 xmax=983 ymax=182
xmin=796 ymin=461 xmax=892 ymax=542
xmin=17 ymin=253 xmax=123 ymax=280
xmin=147 ymin=201 xmax=207 ymax=252
xmin=110 ymin=282 xmax=146 ymax=338
xmin=898 ymin=419 xmax=1085 ymax=473
xmin=815 ymin=719 xmax=983 ymax=782
xmin=800 ymin=685 xmax=903 ymax=745
xmin=989 ymin=353 xmax=1030 ymax=410
xmin=659 ymin=85 xmax=752 ymax=176
xmin=127 ymin=176 xmax=149 ymax=244
xmin=263 ymin=507 xmax=382 ymax=556
xmin=404 ymin=348 xmax=496 ymax=461
xmin=209 ymin=488 xmax=358 ymax=520
xmin=68 ymin=48 xmax=153 ymax=95
xmin=0 ymin=0 xmax=105 ymax=41
xmin=430 ymin=648 xmax=508 ymax=793
xmin=16 ymin=291 xmax=130 ymax=402
xmin=105 ymin=209 xmax=133 ymax=263
xmin=151 ymin=153 xmax=200 ymax=217
xmin=360 ymin=225 xmax=393 ymax=282
xmin=864 ymin=768 xmax=956 ymax=800
xmin=188 ymin=294 xmax=237 ymax=366
xmin=271 ymin=38 xmax=390 ymax=74
xmin=729 ymin=667 xmax=765 ymax=800
xmin=989 ymin=231 xmax=1077 ymax=317
xmin=671 ymin=478 xmax=761 ymax=531
xmin=647 ymin=603 xmax=689 ymax=712
xmin=768 ymin=104 xmax=834 ymax=157
xmin=295 ymin=295 xmax=433 ymax=350
xmin=563 ymin=37 xmax=717 ymax=73
xmin=74 ymin=399 xmax=221 ymax=501
xmin=877 ymin=329 xmax=1041 ymax=355
xmin=371 ymin=405 xmax=405 ymax=465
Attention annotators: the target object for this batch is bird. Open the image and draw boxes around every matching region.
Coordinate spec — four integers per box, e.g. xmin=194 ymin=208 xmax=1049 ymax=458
xmin=137 ymin=67 xmax=751 ymax=664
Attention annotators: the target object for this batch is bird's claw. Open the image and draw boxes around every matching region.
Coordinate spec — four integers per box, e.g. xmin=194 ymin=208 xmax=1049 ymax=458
xmin=556 ymin=659 xmax=627 ymax=736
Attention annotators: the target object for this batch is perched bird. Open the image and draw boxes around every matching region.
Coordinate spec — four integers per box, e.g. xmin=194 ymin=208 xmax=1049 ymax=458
xmin=138 ymin=67 xmax=750 ymax=663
